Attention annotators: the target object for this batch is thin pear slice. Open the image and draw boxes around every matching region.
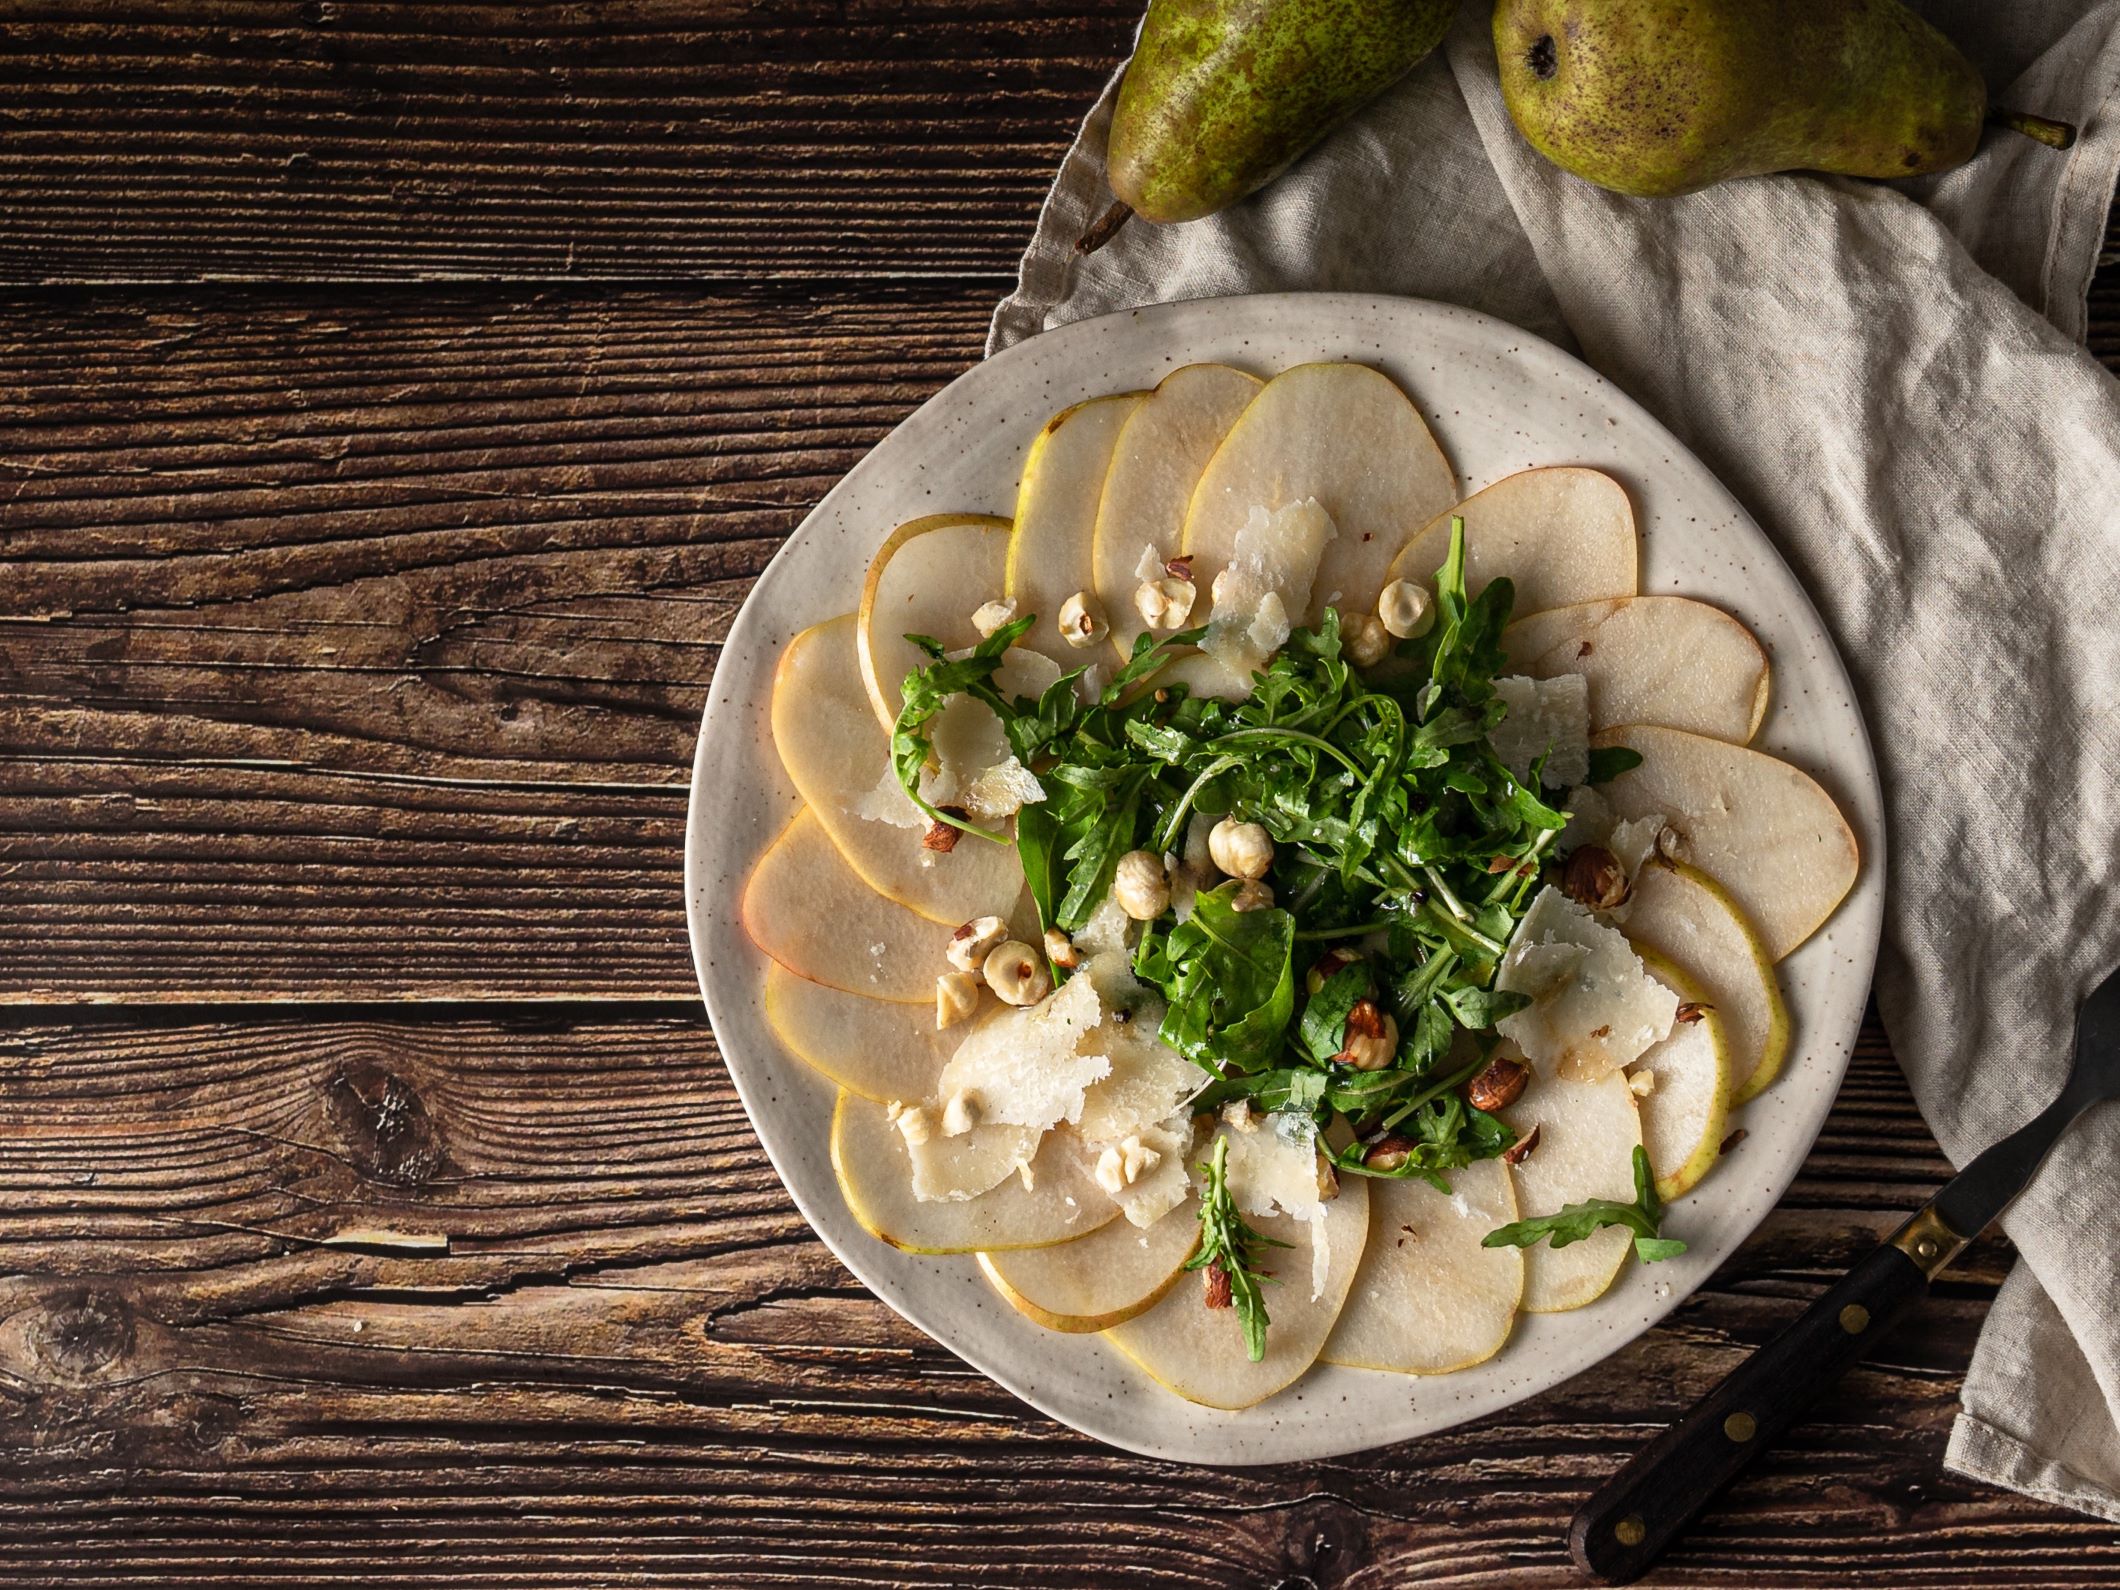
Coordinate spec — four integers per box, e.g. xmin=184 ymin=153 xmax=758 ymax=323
xmin=978 ymin=1205 xmax=1200 ymax=1332
xmin=1592 ymin=725 xmax=1859 ymax=961
xmin=857 ymin=513 xmax=1013 ymax=731
xmin=1389 ymin=468 xmax=1637 ymax=617
xmin=1006 ymin=392 xmax=1145 ymax=664
xmin=1104 ymin=1175 xmax=1370 ymax=1409
xmin=1182 ymin=362 xmax=1456 ymax=624
xmin=772 ymin=614 xmax=1027 ymax=926
xmin=1623 ymin=859 xmax=1792 ymax=1104
xmin=831 ymin=1092 xmax=1116 ymax=1254
xmin=1321 ymin=1159 xmax=1524 ymax=1375
xmin=1094 ymin=363 xmax=1263 ymax=659
xmin=1501 ymin=1064 xmax=1643 ymax=1312
xmin=763 ymin=962 xmax=960 ymax=1103
xmin=1502 ymin=596 xmax=1769 ymax=744
xmin=1628 ymin=952 xmax=1732 ymax=1202
xmin=739 ymin=809 xmax=946 ymax=1003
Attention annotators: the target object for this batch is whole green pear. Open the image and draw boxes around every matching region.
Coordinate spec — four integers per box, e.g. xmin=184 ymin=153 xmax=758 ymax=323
xmin=1108 ymin=0 xmax=1459 ymax=225
xmin=1493 ymin=0 xmax=2071 ymax=198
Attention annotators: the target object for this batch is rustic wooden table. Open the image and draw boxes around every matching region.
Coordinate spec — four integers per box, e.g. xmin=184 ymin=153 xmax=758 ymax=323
xmin=2 ymin=5 xmax=2116 ymax=1586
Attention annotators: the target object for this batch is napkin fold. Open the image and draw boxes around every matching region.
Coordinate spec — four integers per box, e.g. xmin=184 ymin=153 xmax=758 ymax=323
xmin=991 ymin=1 xmax=2120 ymax=1520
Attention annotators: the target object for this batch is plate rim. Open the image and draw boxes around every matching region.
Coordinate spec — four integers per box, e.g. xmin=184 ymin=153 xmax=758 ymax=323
xmin=684 ymin=288 xmax=1886 ymax=1464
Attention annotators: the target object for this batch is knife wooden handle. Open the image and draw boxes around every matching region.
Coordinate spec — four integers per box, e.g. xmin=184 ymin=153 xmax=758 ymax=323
xmin=1569 ymin=1240 xmax=1933 ymax=1584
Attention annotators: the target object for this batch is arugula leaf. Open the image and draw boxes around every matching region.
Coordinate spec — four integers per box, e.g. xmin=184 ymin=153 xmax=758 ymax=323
xmin=1479 ymin=1145 xmax=1686 ymax=1263
xmin=1156 ymin=884 xmax=1296 ymax=1075
xmin=889 ymin=616 xmax=1034 ymax=839
xmin=1184 ymin=1135 xmax=1291 ymax=1362
xmin=1584 ymin=745 xmax=1645 ymax=785
xmin=1295 ymin=958 xmax=1371 ymax=1065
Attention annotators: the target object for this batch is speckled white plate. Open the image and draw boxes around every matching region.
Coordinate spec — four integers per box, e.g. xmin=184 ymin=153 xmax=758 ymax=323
xmin=684 ymin=293 xmax=1885 ymax=1464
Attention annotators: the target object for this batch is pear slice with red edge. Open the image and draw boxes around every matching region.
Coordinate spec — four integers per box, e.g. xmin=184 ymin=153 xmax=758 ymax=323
xmin=739 ymin=809 xmax=947 ymax=1003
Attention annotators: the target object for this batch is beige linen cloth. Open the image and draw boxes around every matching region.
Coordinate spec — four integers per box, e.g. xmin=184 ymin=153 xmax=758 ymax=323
xmin=991 ymin=2 xmax=2120 ymax=1521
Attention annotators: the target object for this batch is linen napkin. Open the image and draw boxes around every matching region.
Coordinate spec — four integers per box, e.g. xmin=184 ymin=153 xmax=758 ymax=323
xmin=991 ymin=2 xmax=2120 ymax=1521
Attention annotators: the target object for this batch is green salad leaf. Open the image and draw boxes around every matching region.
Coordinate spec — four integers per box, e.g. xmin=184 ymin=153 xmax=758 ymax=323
xmin=1185 ymin=1134 xmax=1291 ymax=1362
xmin=1480 ymin=1145 xmax=1687 ymax=1263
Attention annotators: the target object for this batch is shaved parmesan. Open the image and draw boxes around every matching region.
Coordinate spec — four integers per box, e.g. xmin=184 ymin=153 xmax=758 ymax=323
xmin=1213 ymin=1111 xmax=1339 ymax=1298
xmin=1558 ymin=783 xmax=1613 ymax=852
xmin=1073 ymin=953 xmax=1210 ymax=1226
xmin=1609 ymin=815 xmax=1666 ymax=880
xmin=1200 ymin=499 xmax=1337 ymax=685
xmin=1496 ymin=886 xmax=1678 ymax=1079
xmin=937 ymin=971 xmax=1110 ymax=1137
xmin=1491 ymin=674 xmax=1590 ymax=789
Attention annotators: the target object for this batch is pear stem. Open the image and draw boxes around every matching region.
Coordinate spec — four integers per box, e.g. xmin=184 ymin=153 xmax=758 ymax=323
xmin=1076 ymin=199 xmax=1134 ymax=255
xmin=1988 ymin=107 xmax=2077 ymax=151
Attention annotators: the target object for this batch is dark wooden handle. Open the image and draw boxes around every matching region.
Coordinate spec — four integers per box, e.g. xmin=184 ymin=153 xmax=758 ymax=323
xmin=1569 ymin=1241 xmax=1932 ymax=1584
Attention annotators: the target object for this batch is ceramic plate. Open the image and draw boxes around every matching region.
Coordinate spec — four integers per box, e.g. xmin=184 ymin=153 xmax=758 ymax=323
xmin=684 ymin=292 xmax=1885 ymax=1464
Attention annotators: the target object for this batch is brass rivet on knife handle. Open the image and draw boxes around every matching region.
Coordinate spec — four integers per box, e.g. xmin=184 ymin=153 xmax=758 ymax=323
xmin=1886 ymin=1204 xmax=1972 ymax=1279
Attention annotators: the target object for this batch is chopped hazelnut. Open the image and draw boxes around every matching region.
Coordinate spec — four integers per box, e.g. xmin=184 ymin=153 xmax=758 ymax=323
xmin=1559 ymin=844 xmax=1631 ymax=911
xmin=1463 ymin=1055 xmax=1530 ymax=1112
xmin=1335 ymin=999 xmax=1398 ymax=1070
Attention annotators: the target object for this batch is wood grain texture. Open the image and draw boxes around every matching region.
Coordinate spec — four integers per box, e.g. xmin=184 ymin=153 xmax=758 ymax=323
xmin=6 ymin=1012 xmax=2114 ymax=1589
xmin=0 ymin=286 xmax=993 ymax=1000
xmin=0 ymin=0 xmax=1141 ymax=285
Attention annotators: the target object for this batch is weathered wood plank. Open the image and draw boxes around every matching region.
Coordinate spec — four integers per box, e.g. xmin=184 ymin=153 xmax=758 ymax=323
xmin=0 ymin=286 xmax=998 ymax=1000
xmin=2 ymin=1011 xmax=2110 ymax=1587
xmin=0 ymin=0 xmax=1140 ymax=285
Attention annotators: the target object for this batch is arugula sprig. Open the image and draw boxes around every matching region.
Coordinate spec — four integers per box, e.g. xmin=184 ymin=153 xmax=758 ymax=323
xmin=1480 ymin=1145 xmax=1687 ymax=1263
xmin=889 ymin=615 xmax=1036 ymax=840
xmin=1185 ymin=1135 xmax=1291 ymax=1362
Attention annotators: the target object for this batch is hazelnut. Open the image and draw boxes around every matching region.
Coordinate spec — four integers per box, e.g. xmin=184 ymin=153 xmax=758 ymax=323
xmin=1363 ymin=1133 xmax=1414 ymax=1172
xmin=983 ymin=940 xmax=1050 ymax=1006
xmin=922 ymin=806 xmax=968 ymax=853
xmin=946 ymin=914 xmax=1010 ymax=974
xmin=1346 ymin=612 xmax=1391 ymax=667
xmin=1229 ymin=877 xmax=1275 ymax=913
xmin=935 ymin=971 xmax=980 ymax=1029
xmin=1305 ymin=947 xmax=1364 ymax=997
xmin=1112 ymin=850 xmax=1172 ymax=920
xmin=1463 ymin=1055 xmax=1530 ymax=1113
xmin=1335 ymin=999 xmax=1398 ymax=1070
xmin=1202 ymin=1260 xmax=1233 ymax=1310
xmin=1057 ymin=590 xmax=1107 ymax=650
xmin=1675 ymin=1001 xmax=1712 ymax=1025
xmin=1043 ymin=926 xmax=1080 ymax=969
xmin=1378 ymin=579 xmax=1435 ymax=640
xmin=1559 ymin=844 xmax=1631 ymax=911
xmin=1208 ymin=818 xmax=1275 ymax=881
xmin=1134 ymin=575 xmax=1197 ymax=631
xmin=1502 ymin=1122 xmax=1542 ymax=1165
xmin=940 ymin=1091 xmax=979 ymax=1135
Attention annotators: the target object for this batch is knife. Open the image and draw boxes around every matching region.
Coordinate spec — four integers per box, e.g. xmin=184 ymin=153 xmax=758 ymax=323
xmin=1571 ymin=962 xmax=2120 ymax=1584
